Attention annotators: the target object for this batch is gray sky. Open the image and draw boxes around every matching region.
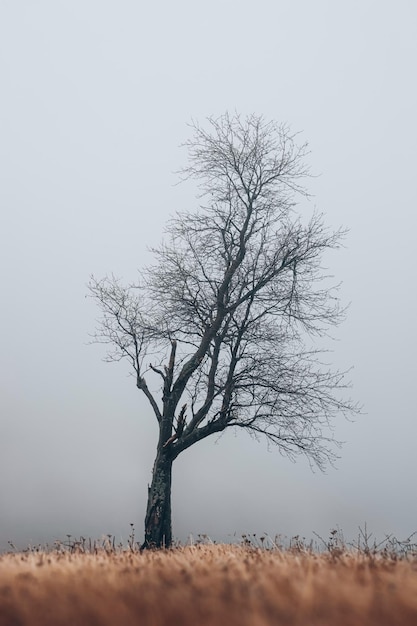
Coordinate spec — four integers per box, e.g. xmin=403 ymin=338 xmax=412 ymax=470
xmin=1 ymin=0 xmax=416 ymax=549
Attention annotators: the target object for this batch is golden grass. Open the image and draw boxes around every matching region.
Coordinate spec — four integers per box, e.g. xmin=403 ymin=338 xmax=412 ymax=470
xmin=1 ymin=544 xmax=416 ymax=626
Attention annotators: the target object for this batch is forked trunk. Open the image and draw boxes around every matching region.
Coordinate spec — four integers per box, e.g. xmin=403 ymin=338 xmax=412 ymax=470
xmin=142 ymin=449 xmax=173 ymax=549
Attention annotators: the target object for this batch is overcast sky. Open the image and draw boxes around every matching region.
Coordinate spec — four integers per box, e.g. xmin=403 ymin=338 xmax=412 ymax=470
xmin=1 ymin=0 xmax=416 ymax=550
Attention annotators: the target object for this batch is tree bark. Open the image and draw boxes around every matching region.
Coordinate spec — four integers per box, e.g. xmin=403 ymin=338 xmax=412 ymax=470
xmin=142 ymin=448 xmax=174 ymax=549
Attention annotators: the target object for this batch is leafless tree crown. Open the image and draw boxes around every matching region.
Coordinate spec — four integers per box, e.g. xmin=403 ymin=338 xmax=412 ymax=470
xmin=89 ymin=113 xmax=358 ymax=470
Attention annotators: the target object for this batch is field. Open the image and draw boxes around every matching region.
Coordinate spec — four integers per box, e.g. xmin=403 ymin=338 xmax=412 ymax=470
xmin=1 ymin=540 xmax=417 ymax=626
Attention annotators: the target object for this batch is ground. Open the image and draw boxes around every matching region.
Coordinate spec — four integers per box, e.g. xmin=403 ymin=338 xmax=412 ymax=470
xmin=1 ymin=543 xmax=416 ymax=626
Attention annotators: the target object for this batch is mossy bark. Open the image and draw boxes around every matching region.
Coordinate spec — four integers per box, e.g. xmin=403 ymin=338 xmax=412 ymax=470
xmin=142 ymin=449 xmax=173 ymax=549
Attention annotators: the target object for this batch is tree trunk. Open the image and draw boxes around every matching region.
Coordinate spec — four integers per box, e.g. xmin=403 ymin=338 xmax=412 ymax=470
xmin=142 ymin=448 xmax=173 ymax=549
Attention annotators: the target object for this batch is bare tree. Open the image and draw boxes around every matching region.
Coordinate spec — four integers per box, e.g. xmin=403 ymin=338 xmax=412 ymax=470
xmin=88 ymin=113 xmax=358 ymax=549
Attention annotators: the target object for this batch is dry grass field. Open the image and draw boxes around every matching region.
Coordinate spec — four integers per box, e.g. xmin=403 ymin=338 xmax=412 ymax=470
xmin=1 ymin=540 xmax=417 ymax=626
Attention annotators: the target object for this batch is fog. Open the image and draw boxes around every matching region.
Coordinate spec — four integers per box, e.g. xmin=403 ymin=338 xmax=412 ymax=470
xmin=1 ymin=0 xmax=416 ymax=549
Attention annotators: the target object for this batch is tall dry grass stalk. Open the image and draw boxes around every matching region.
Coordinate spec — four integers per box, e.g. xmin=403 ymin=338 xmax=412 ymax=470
xmin=1 ymin=544 xmax=416 ymax=625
